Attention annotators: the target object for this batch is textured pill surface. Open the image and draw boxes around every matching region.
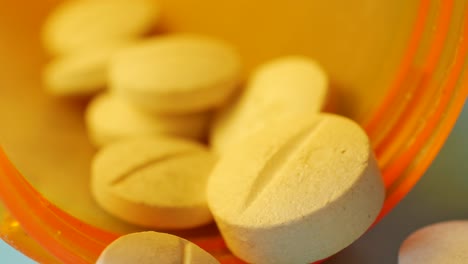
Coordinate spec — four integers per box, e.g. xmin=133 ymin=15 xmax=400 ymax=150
xmin=92 ymin=137 xmax=216 ymax=229
xmin=85 ymin=93 xmax=209 ymax=147
xmin=399 ymin=220 xmax=468 ymax=264
xmin=96 ymin=231 xmax=220 ymax=264
xmin=207 ymin=113 xmax=385 ymax=264
xmin=109 ymin=34 xmax=242 ymax=114
xmin=42 ymin=0 xmax=159 ymax=55
xmin=43 ymin=42 xmax=131 ymax=96
xmin=211 ymin=56 xmax=328 ymax=153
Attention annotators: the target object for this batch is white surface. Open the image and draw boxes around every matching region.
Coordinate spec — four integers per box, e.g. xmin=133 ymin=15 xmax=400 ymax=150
xmin=0 ymin=103 xmax=467 ymax=263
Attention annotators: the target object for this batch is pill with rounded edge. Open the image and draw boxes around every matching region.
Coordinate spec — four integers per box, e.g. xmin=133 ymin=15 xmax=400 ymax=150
xmin=207 ymin=113 xmax=385 ymax=264
xmin=44 ymin=42 xmax=131 ymax=96
xmin=42 ymin=0 xmax=159 ymax=55
xmin=399 ymin=220 xmax=468 ymax=264
xmin=96 ymin=231 xmax=220 ymax=264
xmin=109 ymin=34 xmax=242 ymax=114
xmin=85 ymin=93 xmax=210 ymax=147
xmin=91 ymin=137 xmax=215 ymax=229
xmin=211 ymin=56 xmax=328 ymax=153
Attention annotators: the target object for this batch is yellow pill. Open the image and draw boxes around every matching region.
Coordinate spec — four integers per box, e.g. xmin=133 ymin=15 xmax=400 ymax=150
xmin=91 ymin=137 xmax=215 ymax=229
xmin=42 ymin=0 xmax=159 ymax=55
xmin=43 ymin=42 xmax=131 ymax=96
xmin=85 ymin=93 xmax=210 ymax=147
xmin=109 ymin=34 xmax=242 ymax=114
xmin=207 ymin=113 xmax=385 ymax=263
xmin=96 ymin=231 xmax=220 ymax=264
xmin=211 ymin=56 xmax=328 ymax=153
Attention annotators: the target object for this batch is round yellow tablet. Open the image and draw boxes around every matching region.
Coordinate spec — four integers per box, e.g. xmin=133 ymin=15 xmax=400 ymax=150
xmin=207 ymin=113 xmax=385 ymax=263
xmin=109 ymin=34 xmax=242 ymax=114
xmin=211 ymin=56 xmax=329 ymax=153
xmin=43 ymin=42 xmax=131 ymax=96
xmin=85 ymin=93 xmax=210 ymax=147
xmin=42 ymin=0 xmax=159 ymax=55
xmin=97 ymin=231 xmax=220 ymax=264
xmin=91 ymin=137 xmax=216 ymax=229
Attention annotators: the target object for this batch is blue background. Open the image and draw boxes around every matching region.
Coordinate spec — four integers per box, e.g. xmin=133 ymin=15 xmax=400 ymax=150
xmin=0 ymin=241 xmax=35 ymax=264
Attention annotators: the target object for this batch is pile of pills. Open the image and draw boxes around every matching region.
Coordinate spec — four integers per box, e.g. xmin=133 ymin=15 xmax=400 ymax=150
xmin=42 ymin=0 xmax=390 ymax=263
xmin=43 ymin=0 xmax=160 ymax=96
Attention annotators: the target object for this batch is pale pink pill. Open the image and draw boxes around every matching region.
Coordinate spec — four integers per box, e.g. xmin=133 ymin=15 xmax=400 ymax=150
xmin=399 ymin=220 xmax=468 ymax=264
